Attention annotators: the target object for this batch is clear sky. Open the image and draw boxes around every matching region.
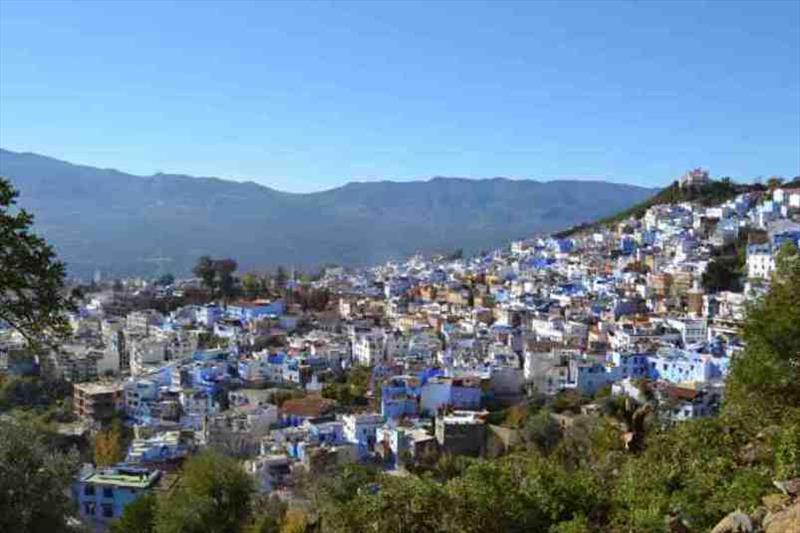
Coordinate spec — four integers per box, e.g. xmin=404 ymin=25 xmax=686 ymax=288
xmin=1 ymin=0 xmax=798 ymax=192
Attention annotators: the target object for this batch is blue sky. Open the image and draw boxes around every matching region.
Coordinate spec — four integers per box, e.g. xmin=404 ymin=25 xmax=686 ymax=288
xmin=1 ymin=0 xmax=798 ymax=192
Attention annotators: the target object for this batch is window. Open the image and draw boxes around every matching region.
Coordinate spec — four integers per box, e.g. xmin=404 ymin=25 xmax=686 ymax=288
xmin=102 ymin=503 xmax=114 ymax=518
xmin=84 ymin=484 xmax=95 ymax=496
xmin=102 ymin=487 xmax=113 ymax=499
xmin=84 ymin=502 xmax=96 ymax=516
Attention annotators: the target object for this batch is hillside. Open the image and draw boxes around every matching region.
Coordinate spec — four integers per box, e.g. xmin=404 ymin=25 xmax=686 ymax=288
xmin=0 ymin=149 xmax=654 ymax=278
xmin=554 ymin=179 xmax=765 ymax=237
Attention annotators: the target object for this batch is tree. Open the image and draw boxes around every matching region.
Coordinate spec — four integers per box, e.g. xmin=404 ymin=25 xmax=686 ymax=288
xmin=725 ymin=242 xmax=800 ymax=420
xmin=0 ymin=375 xmax=72 ymax=411
xmin=702 ymin=256 xmax=741 ymax=292
xmin=241 ymin=273 xmax=264 ymax=300
xmin=766 ymin=176 xmax=784 ymax=190
xmin=193 ymin=256 xmax=217 ymax=294
xmin=279 ymin=509 xmax=309 ymax=533
xmin=275 ymin=266 xmax=288 ymax=292
xmin=244 ymin=495 xmax=286 ymax=533
xmin=94 ymin=419 xmax=125 ymax=466
xmin=0 ymin=417 xmax=79 ymax=533
xmin=216 ymin=258 xmax=238 ymax=301
xmin=155 ymin=451 xmax=254 ymax=533
xmin=775 ymin=415 xmax=800 ymax=479
xmin=0 ymin=177 xmax=73 ymax=350
xmin=193 ymin=257 xmax=238 ymax=301
xmin=521 ymin=409 xmax=562 ymax=455
xmin=110 ymin=493 xmax=157 ymax=533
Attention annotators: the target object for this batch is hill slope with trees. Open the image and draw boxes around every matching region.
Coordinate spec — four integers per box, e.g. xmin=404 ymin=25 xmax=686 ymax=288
xmin=0 ymin=148 xmax=654 ymax=278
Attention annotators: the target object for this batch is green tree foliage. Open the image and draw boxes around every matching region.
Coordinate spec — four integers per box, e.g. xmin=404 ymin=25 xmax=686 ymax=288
xmin=243 ymin=495 xmax=287 ymax=533
xmin=110 ymin=493 xmax=157 ymax=533
xmin=94 ymin=418 xmax=125 ymax=466
xmin=766 ymin=176 xmax=784 ymax=190
xmin=725 ymin=242 xmax=800 ymax=419
xmin=702 ymin=256 xmax=742 ymax=293
xmin=198 ymin=332 xmax=229 ymax=349
xmin=193 ymin=256 xmax=238 ymax=301
xmin=775 ymin=416 xmax=800 ymax=479
xmin=277 ymin=508 xmax=310 ymax=533
xmin=0 ymin=417 xmax=79 ymax=533
xmin=611 ymin=416 xmax=772 ymax=531
xmin=274 ymin=266 xmax=288 ymax=290
xmin=551 ymin=390 xmax=588 ymax=414
xmin=321 ymin=367 xmax=372 ymax=407
xmin=315 ymin=453 xmax=605 ymax=533
xmin=193 ymin=256 xmax=217 ymax=293
xmin=155 ymin=451 xmax=254 ymax=533
xmin=321 ymin=383 xmax=354 ymax=406
xmin=216 ymin=259 xmax=238 ymax=300
xmin=520 ymin=409 xmax=562 ymax=454
xmin=241 ymin=273 xmax=265 ymax=300
xmin=0 ymin=375 xmax=72 ymax=412
xmin=0 ymin=176 xmax=73 ymax=350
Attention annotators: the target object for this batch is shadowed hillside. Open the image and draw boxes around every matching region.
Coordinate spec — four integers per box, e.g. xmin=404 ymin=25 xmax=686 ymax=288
xmin=0 ymin=149 xmax=655 ymax=277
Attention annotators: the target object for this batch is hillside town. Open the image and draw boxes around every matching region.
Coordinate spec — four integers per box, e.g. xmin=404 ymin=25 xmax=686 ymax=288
xmin=2 ymin=170 xmax=800 ymax=530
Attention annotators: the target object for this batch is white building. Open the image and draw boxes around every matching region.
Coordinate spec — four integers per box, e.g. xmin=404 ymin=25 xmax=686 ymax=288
xmin=129 ymin=338 xmax=167 ymax=375
xmin=352 ymin=329 xmax=398 ymax=366
xmin=773 ymin=187 xmax=800 ymax=208
xmin=746 ymin=245 xmax=776 ymax=280
xmin=666 ymin=318 xmax=708 ymax=346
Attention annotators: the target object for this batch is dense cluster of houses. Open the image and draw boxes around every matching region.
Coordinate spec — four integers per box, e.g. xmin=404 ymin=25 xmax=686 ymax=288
xmin=2 ymin=170 xmax=799 ymax=528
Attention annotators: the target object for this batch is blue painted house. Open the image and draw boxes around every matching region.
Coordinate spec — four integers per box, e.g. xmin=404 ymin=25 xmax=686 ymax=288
xmin=75 ymin=465 xmax=161 ymax=525
xmin=381 ymin=375 xmax=421 ymax=419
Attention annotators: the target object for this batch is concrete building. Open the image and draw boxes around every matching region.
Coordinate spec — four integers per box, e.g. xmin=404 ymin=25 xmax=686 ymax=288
xmin=679 ymin=168 xmax=710 ymax=189
xmin=435 ymin=410 xmax=487 ymax=456
xmin=747 ymin=244 xmax=776 ymax=279
xmin=75 ymin=464 xmax=166 ymax=525
xmin=73 ymin=382 xmax=123 ymax=425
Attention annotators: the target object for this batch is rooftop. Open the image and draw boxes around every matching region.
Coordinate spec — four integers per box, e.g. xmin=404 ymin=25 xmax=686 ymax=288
xmin=82 ymin=466 xmax=160 ymax=488
xmin=74 ymin=382 xmax=123 ymax=395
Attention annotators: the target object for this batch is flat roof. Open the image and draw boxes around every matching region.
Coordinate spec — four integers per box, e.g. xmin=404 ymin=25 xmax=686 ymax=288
xmin=74 ymin=382 xmax=123 ymax=395
xmin=84 ymin=470 xmax=159 ymax=489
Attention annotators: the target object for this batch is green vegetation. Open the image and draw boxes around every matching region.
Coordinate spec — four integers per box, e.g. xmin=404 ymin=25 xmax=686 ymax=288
xmin=0 ymin=179 xmax=81 ymax=531
xmin=114 ymin=451 xmax=259 ymax=533
xmin=0 ymin=417 xmax=80 ymax=533
xmin=0 ymin=374 xmax=72 ymax=413
xmin=725 ymin=242 xmax=800 ymax=419
xmin=198 ymin=332 xmax=229 ymax=349
xmin=193 ymin=256 xmax=239 ymax=301
xmin=0 ymin=176 xmax=73 ymax=350
xmin=322 ymin=366 xmax=372 ymax=408
xmin=155 ymin=452 xmax=255 ymax=533
xmin=94 ymin=418 xmax=128 ymax=466
xmin=111 ymin=494 xmax=157 ymax=533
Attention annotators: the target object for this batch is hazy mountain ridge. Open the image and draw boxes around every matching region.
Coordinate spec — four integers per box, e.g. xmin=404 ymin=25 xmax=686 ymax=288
xmin=0 ymin=148 xmax=656 ymax=277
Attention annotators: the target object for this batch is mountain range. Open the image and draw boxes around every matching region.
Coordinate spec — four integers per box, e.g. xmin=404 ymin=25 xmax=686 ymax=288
xmin=0 ymin=148 xmax=656 ymax=278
